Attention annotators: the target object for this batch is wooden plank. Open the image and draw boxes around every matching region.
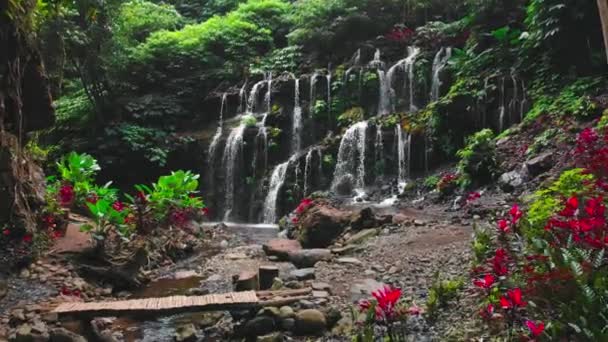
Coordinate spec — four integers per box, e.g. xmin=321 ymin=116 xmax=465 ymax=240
xmin=53 ymin=291 xmax=259 ymax=318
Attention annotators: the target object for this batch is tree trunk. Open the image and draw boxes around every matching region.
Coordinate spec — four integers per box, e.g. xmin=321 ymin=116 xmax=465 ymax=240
xmin=598 ymin=0 xmax=608 ymax=64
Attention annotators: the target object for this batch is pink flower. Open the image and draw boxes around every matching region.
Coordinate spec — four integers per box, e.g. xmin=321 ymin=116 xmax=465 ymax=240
xmin=525 ymin=320 xmax=545 ymax=337
xmin=2 ymin=228 xmax=10 ymax=236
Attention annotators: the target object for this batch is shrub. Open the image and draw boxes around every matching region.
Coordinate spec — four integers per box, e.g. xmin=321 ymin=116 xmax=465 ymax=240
xmin=241 ymin=114 xmax=258 ymax=127
xmin=426 ymin=275 xmax=464 ymax=319
xmin=337 ymin=107 xmax=364 ymax=127
xmin=456 ymin=129 xmax=496 ymax=188
xmin=423 ymin=175 xmax=440 ymax=189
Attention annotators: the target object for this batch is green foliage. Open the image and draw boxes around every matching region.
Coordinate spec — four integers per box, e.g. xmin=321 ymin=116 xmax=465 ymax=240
xmin=56 ymin=152 xmax=100 ymax=186
xmin=140 ymin=170 xmax=204 ymax=219
xmin=241 ymin=114 xmax=258 ymax=127
xmin=114 ymin=0 xmax=184 ymax=46
xmin=81 ymin=199 xmax=132 ymax=242
xmin=337 ymin=107 xmax=364 ymax=127
xmin=525 ymin=78 xmax=602 ymax=123
xmin=524 ymin=169 xmax=594 ymax=239
xmin=53 ymin=88 xmax=94 ymax=125
xmin=426 ymin=274 xmax=464 ymax=318
xmin=104 ymin=124 xmax=192 ymax=167
xmin=526 ymin=128 xmax=558 ymax=155
xmin=423 ymin=175 xmax=440 ymax=189
xmin=456 ymin=129 xmax=496 ymax=188
xmin=596 ymin=110 xmax=608 ymax=131
xmin=250 ymin=46 xmax=302 ymax=73
xmin=312 ymin=100 xmax=328 ymax=120
xmin=471 ymin=223 xmax=492 ymax=265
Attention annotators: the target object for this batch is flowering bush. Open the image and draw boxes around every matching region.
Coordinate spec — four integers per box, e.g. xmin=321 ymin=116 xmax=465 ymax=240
xmin=436 ymin=172 xmax=459 ymax=194
xmin=354 ymin=285 xmax=422 ymax=341
xmin=471 ymin=127 xmax=608 ymax=340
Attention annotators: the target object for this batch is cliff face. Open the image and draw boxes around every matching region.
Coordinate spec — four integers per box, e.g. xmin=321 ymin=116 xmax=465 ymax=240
xmin=0 ymin=0 xmax=55 ymax=231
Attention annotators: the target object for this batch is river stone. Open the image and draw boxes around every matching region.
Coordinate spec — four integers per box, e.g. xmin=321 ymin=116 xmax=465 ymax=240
xmin=350 ymin=278 xmax=386 ymax=302
xmin=245 ymin=316 xmax=276 ymax=336
xmin=281 ymin=318 xmax=295 ymax=331
xmin=344 ymin=229 xmax=378 ymax=245
xmin=289 ymin=268 xmax=315 ymax=281
xmin=337 ymin=257 xmax=363 ymax=265
xmin=288 ymin=249 xmax=332 ymax=268
xmin=295 ymin=309 xmax=327 ymax=336
xmin=499 ymin=170 xmax=524 ymax=192
xmin=524 ymin=151 xmax=553 ymax=176
xmin=279 ymin=306 xmax=295 ymax=319
xmin=257 ymin=307 xmax=281 ymax=318
xmin=311 ymin=282 xmax=331 ymax=292
xmin=263 ymin=239 xmax=302 ymax=260
xmin=49 ymin=328 xmax=87 ymax=342
xmin=297 ymin=205 xmax=352 ymax=248
xmin=174 ymin=323 xmax=197 ymax=342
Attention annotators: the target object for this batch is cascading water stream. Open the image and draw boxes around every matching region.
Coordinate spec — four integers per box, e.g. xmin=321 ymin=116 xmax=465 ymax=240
xmin=396 ymin=124 xmax=411 ymax=193
xmin=498 ymin=76 xmax=506 ymax=132
xmin=222 ymin=124 xmax=246 ymax=221
xmin=378 ymin=47 xmax=420 ymax=115
xmin=326 ymin=68 xmax=332 ymax=116
xmin=430 ymin=47 xmax=452 ymax=102
xmin=309 ymin=71 xmax=319 ymax=114
xmin=292 ymin=78 xmax=303 ymax=153
xmin=265 ymin=72 xmax=272 ymax=112
xmin=332 ymin=121 xmax=369 ymax=194
xmin=405 ymin=47 xmax=420 ymax=112
xmin=375 ymin=125 xmax=384 ymax=174
xmin=344 ymin=49 xmax=361 ymax=84
xmin=208 ymin=93 xmax=227 ymax=163
xmin=263 ymin=161 xmax=290 ymax=223
xmin=303 ymin=147 xmax=323 ymax=196
xmin=520 ymin=79 xmax=528 ymax=122
xmin=238 ymin=82 xmax=248 ymax=114
xmin=247 ymin=74 xmax=268 ymax=113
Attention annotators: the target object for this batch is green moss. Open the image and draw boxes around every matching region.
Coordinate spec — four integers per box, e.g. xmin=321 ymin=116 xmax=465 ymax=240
xmin=456 ymin=129 xmax=496 ymax=188
xmin=337 ymin=107 xmax=364 ymax=127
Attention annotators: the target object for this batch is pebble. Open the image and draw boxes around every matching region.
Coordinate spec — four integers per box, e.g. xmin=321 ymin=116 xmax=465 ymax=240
xmin=337 ymin=257 xmax=363 ymax=265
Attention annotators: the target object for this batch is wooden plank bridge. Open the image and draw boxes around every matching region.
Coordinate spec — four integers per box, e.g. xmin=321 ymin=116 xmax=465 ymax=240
xmin=52 ymin=288 xmax=312 ymax=318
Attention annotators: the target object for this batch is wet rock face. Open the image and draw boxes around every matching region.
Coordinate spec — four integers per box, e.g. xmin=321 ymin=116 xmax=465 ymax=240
xmin=297 ymin=205 xmax=352 ymax=248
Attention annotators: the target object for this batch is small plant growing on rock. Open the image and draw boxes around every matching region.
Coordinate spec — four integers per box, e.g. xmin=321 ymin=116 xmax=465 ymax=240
xmin=425 ymin=274 xmax=464 ymax=320
xmin=456 ymin=129 xmax=496 ymax=188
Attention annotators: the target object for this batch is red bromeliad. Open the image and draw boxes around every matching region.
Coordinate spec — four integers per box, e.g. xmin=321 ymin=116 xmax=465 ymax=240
xmin=112 ymin=201 xmax=126 ymax=212
xmin=499 ymin=288 xmax=526 ymax=309
xmin=473 ymin=274 xmax=495 ymax=289
xmin=372 ymin=285 xmax=402 ymax=321
xmin=59 ymin=184 xmax=75 ymax=207
xmin=525 ymin=320 xmax=545 ymax=338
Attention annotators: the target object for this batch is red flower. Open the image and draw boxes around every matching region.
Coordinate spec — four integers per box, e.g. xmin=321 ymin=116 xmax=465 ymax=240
xmin=466 ymin=191 xmax=481 ymax=204
xmin=60 ymin=286 xmax=72 ymax=296
xmin=497 ymin=219 xmax=510 ymax=233
xmin=170 ymin=209 xmax=188 ymax=226
xmin=296 ymin=198 xmax=314 ymax=214
xmin=480 ymin=303 xmax=495 ymax=319
xmin=136 ymin=191 xmax=147 ymax=204
xmin=22 ymin=234 xmax=33 ymax=243
xmin=525 ymin=320 xmax=545 ymax=337
xmin=372 ymin=286 xmax=402 ymax=320
xmin=58 ymin=185 xmax=75 ymax=207
xmin=86 ymin=193 xmax=99 ymax=204
xmin=112 ymin=201 xmax=126 ymax=212
xmin=123 ymin=216 xmax=136 ymax=225
xmin=291 ymin=217 xmax=299 ymax=224
xmin=509 ymin=204 xmax=523 ymax=224
xmin=201 ymin=207 xmax=210 ymax=216
xmin=51 ymin=230 xmax=62 ymax=239
xmin=559 ymin=196 xmax=579 ymax=217
xmin=42 ymin=215 xmax=57 ymax=229
xmin=473 ymin=274 xmax=495 ymax=289
xmin=2 ymin=228 xmax=10 ymax=236
xmin=501 ymin=288 xmax=526 ymax=310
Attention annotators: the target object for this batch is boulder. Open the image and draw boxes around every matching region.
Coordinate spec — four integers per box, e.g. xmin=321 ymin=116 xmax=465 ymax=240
xmin=295 ymin=309 xmax=326 ymax=336
xmin=524 ymin=152 xmax=553 ymax=176
xmin=263 ymin=239 xmax=302 ymax=260
xmin=245 ymin=316 xmax=276 ymax=336
xmin=49 ymin=328 xmax=87 ymax=342
xmin=350 ymin=207 xmax=377 ymax=230
xmin=174 ymin=324 xmax=197 ymax=342
xmin=297 ymin=205 xmax=352 ymax=248
xmin=498 ymin=170 xmax=524 ymax=192
xmin=288 ymin=249 xmax=332 ymax=268
xmin=289 ymin=268 xmax=315 ymax=281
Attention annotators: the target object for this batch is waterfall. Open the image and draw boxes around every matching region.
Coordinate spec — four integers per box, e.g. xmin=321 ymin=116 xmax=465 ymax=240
xmin=326 ymin=70 xmax=332 ymax=116
xmin=292 ymin=78 xmax=303 ymax=153
xmin=498 ymin=77 xmax=506 ymax=132
xmin=430 ymin=47 xmax=452 ymax=102
xmin=238 ymin=82 xmax=248 ymax=113
xmin=263 ymin=161 xmax=290 ymax=223
xmin=344 ymin=49 xmax=361 ymax=84
xmin=208 ymin=93 xmax=227 ymax=163
xmin=375 ymin=125 xmax=384 ymax=174
xmin=294 ymin=158 xmax=301 ymax=195
xmin=378 ymin=47 xmax=420 ymax=115
xmin=369 ymin=49 xmax=384 ymax=69
xmin=309 ymin=71 xmax=319 ymax=114
xmin=303 ymin=147 xmax=323 ymax=196
xmin=265 ymin=72 xmax=273 ymax=112
xmin=396 ymin=124 xmax=410 ymax=192
xmin=222 ymin=124 xmax=246 ymax=220
xmin=508 ymin=73 xmax=519 ymax=125
xmin=377 ymin=70 xmax=392 ymax=115
xmin=247 ymin=73 xmax=268 ymax=113
xmin=254 ymin=113 xmax=269 ymax=174
xmin=332 ymin=121 xmax=369 ymax=193
xmin=520 ymin=79 xmax=528 ymax=122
